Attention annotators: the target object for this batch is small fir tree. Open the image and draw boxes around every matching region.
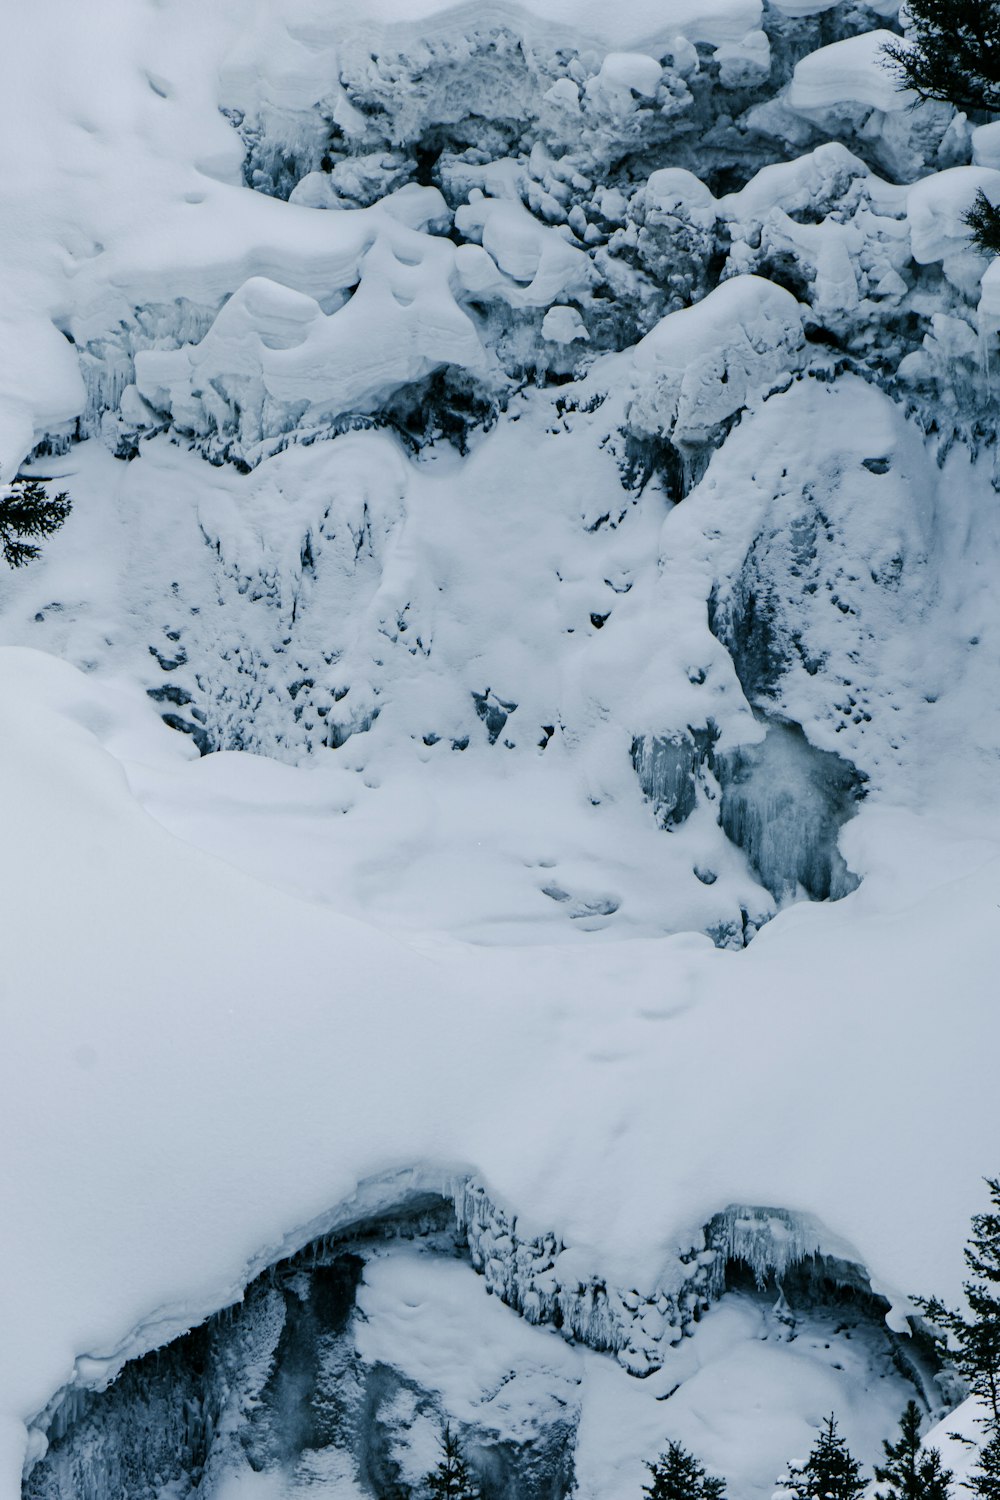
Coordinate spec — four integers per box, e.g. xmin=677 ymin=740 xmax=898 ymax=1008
xmin=0 ymin=476 xmax=72 ymax=568
xmin=779 ymin=1414 xmax=867 ymax=1500
xmin=881 ymin=0 xmax=1000 ymax=115
xmin=916 ymin=1179 xmax=1000 ymax=1431
xmin=424 ymin=1427 xmax=480 ymax=1500
xmin=643 ymin=1440 xmax=726 ymax=1500
xmin=963 ymin=189 xmax=1000 ymax=258
xmin=874 ymin=1401 xmax=953 ymax=1500
xmin=969 ymin=1429 xmax=1000 ymax=1500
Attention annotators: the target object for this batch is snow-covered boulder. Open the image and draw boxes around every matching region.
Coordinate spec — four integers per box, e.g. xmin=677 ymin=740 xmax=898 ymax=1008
xmin=628 ymin=275 xmax=804 ymax=449
xmin=131 ymin=222 xmax=490 ymax=462
xmin=786 ymin=31 xmax=963 ymax=181
xmin=788 ymin=31 xmax=911 ymax=116
xmin=908 ymin=166 xmax=1000 ymax=298
xmin=454 ymin=194 xmax=592 ymax=308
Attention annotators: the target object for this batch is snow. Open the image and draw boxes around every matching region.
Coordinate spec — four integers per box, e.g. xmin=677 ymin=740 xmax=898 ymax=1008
xmin=1 ymin=381 xmax=998 ymax=1484
xmin=131 ymin=212 xmax=489 ymax=463
xmin=629 ymin=276 xmax=804 ymax=446
xmin=787 ymin=32 xmax=913 ymax=115
xmin=972 ymin=122 xmax=1000 ymax=171
xmin=1 ymin=0 xmax=999 ymax=1496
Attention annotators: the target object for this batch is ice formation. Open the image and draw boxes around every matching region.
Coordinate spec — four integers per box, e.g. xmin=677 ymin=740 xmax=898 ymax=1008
xmin=24 ymin=1190 xmax=943 ymax=1500
xmin=2 ymin=0 xmax=1000 ymax=1497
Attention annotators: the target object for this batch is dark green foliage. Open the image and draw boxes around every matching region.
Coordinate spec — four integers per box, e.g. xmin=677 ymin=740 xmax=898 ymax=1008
xmin=916 ymin=1179 xmax=1000 ymax=1430
xmin=881 ymin=0 xmax=1000 ymax=114
xmin=643 ymin=1440 xmax=727 ymax=1500
xmin=875 ymin=1401 xmax=953 ymax=1500
xmin=424 ymin=1427 xmax=480 ymax=1500
xmin=969 ymin=1430 xmax=1000 ymax=1500
xmin=780 ymin=1414 xmax=867 ymax=1500
xmin=964 ymin=190 xmax=1000 ymax=257
xmin=0 ymin=475 xmax=71 ymax=568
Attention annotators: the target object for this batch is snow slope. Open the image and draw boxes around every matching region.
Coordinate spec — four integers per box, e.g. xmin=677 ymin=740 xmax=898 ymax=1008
xmin=2 ymin=642 xmax=998 ymax=1498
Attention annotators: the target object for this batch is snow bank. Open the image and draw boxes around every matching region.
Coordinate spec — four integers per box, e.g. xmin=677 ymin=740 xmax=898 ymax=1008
xmin=1 ymin=556 xmax=997 ymax=1489
xmin=304 ymin=0 xmax=764 ymax=51
xmin=787 ymin=32 xmax=912 ymax=115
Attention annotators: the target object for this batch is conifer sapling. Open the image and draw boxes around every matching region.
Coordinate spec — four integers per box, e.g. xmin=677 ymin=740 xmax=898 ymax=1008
xmin=969 ymin=1428 xmax=1000 ymax=1500
xmin=874 ymin=1400 xmax=953 ymax=1500
xmin=0 ymin=476 xmax=72 ymax=568
xmin=424 ymin=1426 xmax=480 ymax=1500
xmin=643 ymin=1440 xmax=727 ymax=1500
xmin=778 ymin=1414 xmax=867 ymax=1500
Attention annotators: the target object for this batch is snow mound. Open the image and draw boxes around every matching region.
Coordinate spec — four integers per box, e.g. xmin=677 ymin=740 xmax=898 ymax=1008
xmin=629 ymin=276 xmax=804 ymax=448
xmin=131 ymin=213 xmax=489 ymax=464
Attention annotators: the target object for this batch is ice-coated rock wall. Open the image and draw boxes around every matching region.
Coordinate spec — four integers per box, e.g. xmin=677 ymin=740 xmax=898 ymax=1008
xmin=0 ymin=0 xmax=990 ymax=964
xmin=3 ymin=3 xmax=1000 ymax=1496
xmin=24 ymin=1185 xmax=945 ymax=1500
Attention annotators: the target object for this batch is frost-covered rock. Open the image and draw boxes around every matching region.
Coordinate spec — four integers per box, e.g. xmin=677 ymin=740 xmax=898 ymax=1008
xmin=4 ymin=5 xmax=1000 ymax=1499
xmin=25 ymin=1192 xmax=936 ymax=1500
xmin=541 ymin=305 xmax=589 ymax=344
xmin=131 ymin=218 xmax=490 ymax=464
xmin=907 ymin=166 xmax=1000 ymax=297
xmin=628 ymin=276 xmax=804 ymax=453
xmin=455 ymin=194 xmax=593 ymax=308
xmin=785 ymin=32 xmax=962 ymax=182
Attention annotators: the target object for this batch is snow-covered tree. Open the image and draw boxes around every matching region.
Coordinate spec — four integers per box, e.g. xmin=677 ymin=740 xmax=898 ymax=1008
xmin=643 ymin=1440 xmax=727 ymax=1500
xmin=874 ymin=1401 xmax=952 ymax=1500
xmin=0 ymin=475 xmax=71 ymax=568
xmin=424 ymin=1427 xmax=480 ymax=1500
xmin=779 ymin=1415 xmax=867 ymax=1500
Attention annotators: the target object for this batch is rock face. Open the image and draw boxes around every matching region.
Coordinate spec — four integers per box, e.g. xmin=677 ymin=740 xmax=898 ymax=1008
xmin=631 ymin=726 xmax=719 ymax=830
xmin=5 ymin=2 xmax=1000 ymax=1496
xmin=24 ymin=1191 xmax=943 ymax=1500
xmin=6 ymin=0 xmax=988 ymax=953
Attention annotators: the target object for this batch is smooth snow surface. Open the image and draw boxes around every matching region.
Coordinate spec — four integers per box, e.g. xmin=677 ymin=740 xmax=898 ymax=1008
xmin=0 ymin=0 xmax=996 ymax=1497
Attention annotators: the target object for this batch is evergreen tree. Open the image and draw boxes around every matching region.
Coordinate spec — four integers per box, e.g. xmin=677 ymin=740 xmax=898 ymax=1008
xmin=874 ymin=1401 xmax=953 ymax=1500
xmin=963 ymin=188 xmax=1000 ymax=257
xmin=0 ymin=475 xmax=72 ymax=568
xmin=881 ymin=0 xmax=1000 ymax=115
xmin=969 ymin=1429 xmax=1000 ymax=1500
xmin=880 ymin=0 xmax=1000 ymax=253
xmin=779 ymin=1414 xmax=867 ymax=1500
xmin=643 ymin=1440 xmax=726 ymax=1500
xmin=916 ymin=1179 xmax=1000 ymax=1431
xmin=424 ymin=1427 xmax=480 ymax=1500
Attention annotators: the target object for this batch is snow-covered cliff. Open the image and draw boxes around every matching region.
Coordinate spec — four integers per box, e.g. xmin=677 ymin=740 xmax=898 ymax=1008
xmin=1 ymin=0 xmax=998 ymax=1497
